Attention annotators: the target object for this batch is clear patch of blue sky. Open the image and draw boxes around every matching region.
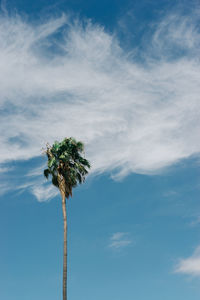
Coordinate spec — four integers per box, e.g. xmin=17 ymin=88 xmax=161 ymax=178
xmin=4 ymin=0 xmax=190 ymax=34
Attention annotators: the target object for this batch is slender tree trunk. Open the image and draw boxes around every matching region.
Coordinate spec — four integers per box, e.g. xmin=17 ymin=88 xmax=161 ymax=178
xmin=62 ymin=194 xmax=67 ymax=300
xmin=58 ymin=173 xmax=68 ymax=300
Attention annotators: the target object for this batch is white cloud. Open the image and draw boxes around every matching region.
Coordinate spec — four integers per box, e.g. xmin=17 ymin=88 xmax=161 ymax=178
xmin=0 ymin=166 xmax=12 ymax=173
xmin=189 ymin=216 xmax=200 ymax=227
xmin=27 ymin=163 xmax=46 ymax=177
xmin=0 ymin=183 xmax=11 ymax=196
xmin=31 ymin=183 xmax=59 ymax=202
xmin=14 ymin=173 xmax=60 ymax=201
xmin=152 ymin=11 xmax=200 ymax=58
xmin=163 ymin=190 xmax=178 ymax=197
xmin=175 ymin=246 xmax=200 ymax=277
xmin=108 ymin=232 xmax=132 ymax=249
xmin=0 ymin=10 xmax=200 ymax=198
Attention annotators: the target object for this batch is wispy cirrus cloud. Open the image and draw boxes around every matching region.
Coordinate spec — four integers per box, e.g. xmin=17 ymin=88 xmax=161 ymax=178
xmin=31 ymin=183 xmax=59 ymax=202
xmin=108 ymin=232 xmax=132 ymax=249
xmin=152 ymin=10 xmax=200 ymax=58
xmin=175 ymin=246 xmax=200 ymax=277
xmin=0 ymin=8 xmax=200 ymax=199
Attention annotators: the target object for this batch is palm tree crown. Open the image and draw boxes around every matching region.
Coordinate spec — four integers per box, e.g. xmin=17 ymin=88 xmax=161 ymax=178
xmin=44 ymin=137 xmax=90 ymax=198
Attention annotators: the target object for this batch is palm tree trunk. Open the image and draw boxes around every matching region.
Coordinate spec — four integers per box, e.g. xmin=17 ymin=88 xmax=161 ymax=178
xmin=58 ymin=173 xmax=68 ymax=300
xmin=61 ymin=194 xmax=67 ymax=300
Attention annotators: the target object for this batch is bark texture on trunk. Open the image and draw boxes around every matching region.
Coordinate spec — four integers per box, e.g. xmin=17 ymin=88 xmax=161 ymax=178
xmin=58 ymin=174 xmax=67 ymax=300
xmin=62 ymin=194 xmax=67 ymax=300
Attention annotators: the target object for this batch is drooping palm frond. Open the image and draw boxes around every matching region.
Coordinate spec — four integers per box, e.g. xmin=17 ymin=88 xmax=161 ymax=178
xmin=44 ymin=168 xmax=50 ymax=179
xmin=43 ymin=137 xmax=90 ymax=198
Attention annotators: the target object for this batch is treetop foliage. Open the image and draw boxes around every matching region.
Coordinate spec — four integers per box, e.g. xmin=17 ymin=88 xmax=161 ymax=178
xmin=43 ymin=137 xmax=90 ymax=198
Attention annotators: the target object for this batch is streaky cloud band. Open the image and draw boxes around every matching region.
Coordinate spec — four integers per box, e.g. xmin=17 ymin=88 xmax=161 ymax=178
xmin=0 ymin=9 xmax=200 ymax=200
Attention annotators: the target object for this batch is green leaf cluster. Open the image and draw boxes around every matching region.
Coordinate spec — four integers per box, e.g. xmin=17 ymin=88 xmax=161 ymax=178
xmin=43 ymin=137 xmax=90 ymax=198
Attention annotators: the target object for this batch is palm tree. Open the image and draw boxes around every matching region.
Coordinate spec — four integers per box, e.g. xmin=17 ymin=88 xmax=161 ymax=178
xmin=43 ymin=137 xmax=90 ymax=300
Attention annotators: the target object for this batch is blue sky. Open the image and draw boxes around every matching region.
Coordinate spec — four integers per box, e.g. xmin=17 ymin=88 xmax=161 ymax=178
xmin=0 ymin=0 xmax=200 ymax=299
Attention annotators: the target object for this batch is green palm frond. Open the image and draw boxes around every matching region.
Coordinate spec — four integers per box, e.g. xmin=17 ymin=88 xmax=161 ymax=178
xmin=52 ymin=175 xmax=59 ymax=187
xmin=43 ymin=137 xmax=90 ymax=199
xmin=44 ymin=169 xmax=50 ymax=179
